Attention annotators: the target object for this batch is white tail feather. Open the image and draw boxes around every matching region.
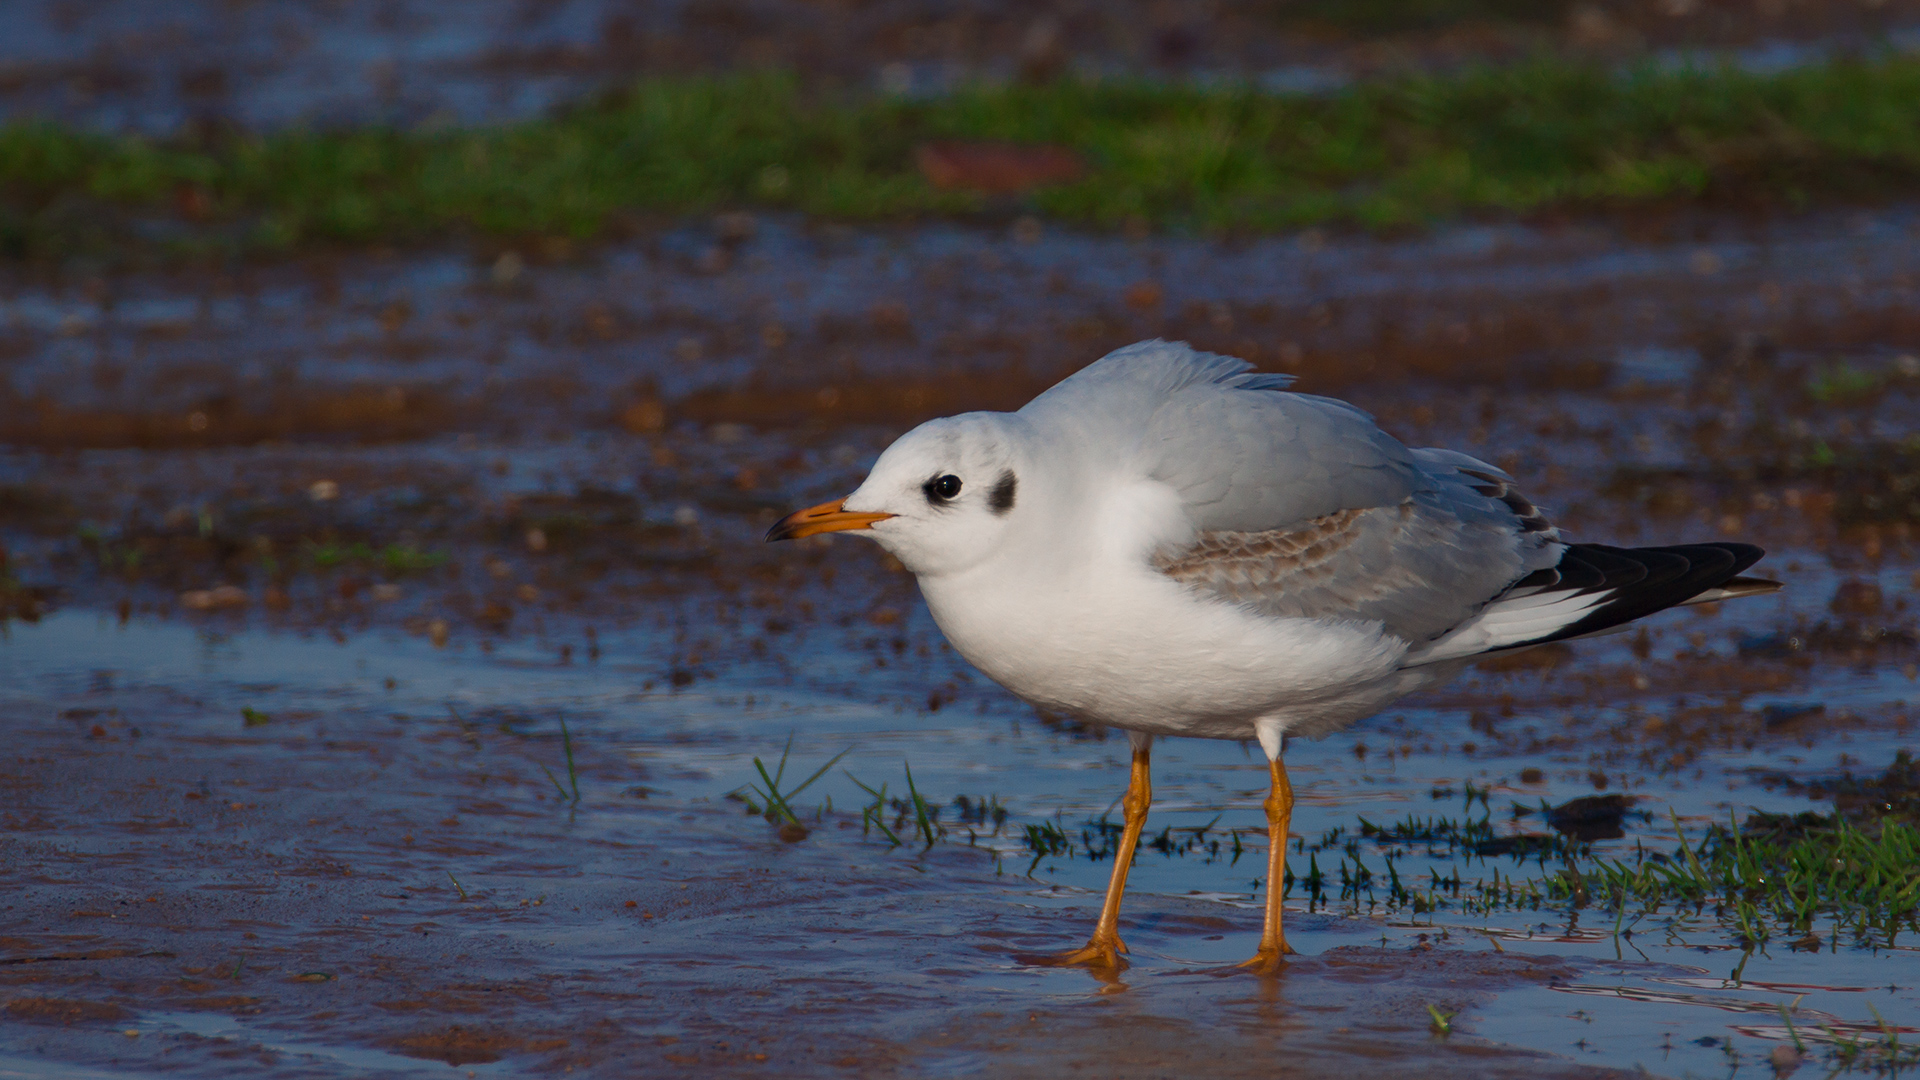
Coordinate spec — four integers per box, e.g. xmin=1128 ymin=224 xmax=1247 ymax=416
xmin=1404 ymin=588 xmax=1614 ymax=666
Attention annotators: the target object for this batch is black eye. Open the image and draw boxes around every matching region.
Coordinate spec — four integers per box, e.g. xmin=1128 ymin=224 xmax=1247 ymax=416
xmin=925 ymin=474 xmax=963 ymax=503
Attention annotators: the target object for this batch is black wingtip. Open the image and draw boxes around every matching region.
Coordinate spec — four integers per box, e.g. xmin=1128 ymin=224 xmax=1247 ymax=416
xmin=1509 ymin=541 xmax=1776 ymax=650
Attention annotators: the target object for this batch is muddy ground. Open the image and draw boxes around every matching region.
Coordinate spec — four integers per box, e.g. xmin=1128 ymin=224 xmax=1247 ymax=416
xmin=1 ymin=202 xmax=1918 ymax=1077
xmin=0 ymin=662 xmax=1635 ymax=1080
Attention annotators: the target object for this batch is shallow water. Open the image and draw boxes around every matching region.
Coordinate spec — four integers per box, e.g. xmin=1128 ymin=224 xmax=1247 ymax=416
xmin=3 ymin=578 xmax=1915 ymax=1078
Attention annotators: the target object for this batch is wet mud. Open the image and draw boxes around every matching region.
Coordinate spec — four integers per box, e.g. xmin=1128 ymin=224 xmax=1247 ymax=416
xmin=0 ymin=678 xmax=1639 ymax=1079
xmin=3 ymin=203 xmax=1919 ymax=1077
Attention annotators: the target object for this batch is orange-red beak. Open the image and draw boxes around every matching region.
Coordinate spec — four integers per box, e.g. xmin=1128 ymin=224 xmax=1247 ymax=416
xmin=764 ymin=498 xmax=895 ymax=542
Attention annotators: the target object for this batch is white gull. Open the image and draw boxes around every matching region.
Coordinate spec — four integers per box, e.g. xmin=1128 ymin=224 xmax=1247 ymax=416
xmin=767 ymin=340 xmax=1779 ymax=972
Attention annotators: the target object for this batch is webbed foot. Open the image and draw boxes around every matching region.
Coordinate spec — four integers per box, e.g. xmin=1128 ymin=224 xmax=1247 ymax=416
xmin=1046 ymin=935 xmax=1129 ymax=971
xmin=1235 ymin=941 xmax=1296 ymax=976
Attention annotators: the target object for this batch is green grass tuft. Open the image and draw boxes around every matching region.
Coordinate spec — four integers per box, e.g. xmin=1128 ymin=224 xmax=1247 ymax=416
xmin=1561 ymin=810 xmax=1920 ymax=949
xmin=844 ymin=771 xmax=903 ymax=846
xmin=740 ymin=736 xmax=848 ymax=828
xmin=302 ymin=541 xmax=448 ymax=576
xmin=538 ymin=714 xmax=583 ymax=805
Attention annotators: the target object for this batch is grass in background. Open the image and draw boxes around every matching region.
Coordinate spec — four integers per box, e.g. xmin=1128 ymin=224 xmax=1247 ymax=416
xmin=5 ymin=54 xmax=1920 ymax=260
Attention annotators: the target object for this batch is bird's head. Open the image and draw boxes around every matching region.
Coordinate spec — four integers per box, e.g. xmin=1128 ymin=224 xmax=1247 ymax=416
xmin=765 ymin=412 xmax=1027 ymax=578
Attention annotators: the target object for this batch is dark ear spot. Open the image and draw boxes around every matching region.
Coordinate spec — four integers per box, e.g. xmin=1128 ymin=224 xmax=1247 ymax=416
xmin=988 ymin=470 xmax=1017 ymax=515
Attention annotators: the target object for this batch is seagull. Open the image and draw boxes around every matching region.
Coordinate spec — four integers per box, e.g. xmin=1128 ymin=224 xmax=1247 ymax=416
xmin=766 ymin=340 xmax=1779 ymax=973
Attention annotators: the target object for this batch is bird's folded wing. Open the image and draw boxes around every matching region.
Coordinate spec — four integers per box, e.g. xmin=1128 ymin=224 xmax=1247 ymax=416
xmin=1022 ymin=340 xmax=1428 ymax=532
xmin=1154 ymin=489 xmax=1550 ymax=645
xmin=1032 ymin=341 xmax=1564 ymax=644
xmin=1145 ymin=387 xmax=1429 ymax=532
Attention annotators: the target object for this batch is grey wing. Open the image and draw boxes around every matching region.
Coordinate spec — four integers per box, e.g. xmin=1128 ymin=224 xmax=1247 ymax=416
xmin=1154 ymin=448 xmax=1563 ymax=645
xmin=1027 ymin=341 xmax=1561 ymax=642
xmin=1023 ymin=340 xmax=1427 ymax=531
xmin=1145 ymin=386 xmax=1429 ymax=531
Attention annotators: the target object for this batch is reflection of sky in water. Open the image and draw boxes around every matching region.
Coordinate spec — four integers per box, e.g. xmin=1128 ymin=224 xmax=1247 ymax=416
xmin=6 ymin=605 xmax=1915 ymax=1075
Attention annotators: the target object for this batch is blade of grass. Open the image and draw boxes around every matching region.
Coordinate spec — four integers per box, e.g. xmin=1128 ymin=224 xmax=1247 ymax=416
xmin=904 ymin=760 xmax=936 ymax=848
xmin=559 ymin=714 xmax=579 ymax=801
xmin=1868 ymin=1001 xmax=1900 ymax=1053
xmin=781 ymin=747 xmax=851 ymax=804
xmin=1777 ymin=1002 xmax=1806 ymax=1053
xmin=539 ymin=762 xmax=570 ymax=801
xmin=845 ymin=770 xmax=902 ymax=845
xmin=753 ymin=756 xmax=799 ymax=824
xmin=772 ymin=733 xmax=793 ymax=790
xmin=1669 ymin=808 xmax=1710 ymax=885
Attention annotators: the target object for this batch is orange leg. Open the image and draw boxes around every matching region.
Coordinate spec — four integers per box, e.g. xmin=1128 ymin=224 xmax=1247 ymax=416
xmin=1054 ymin=738 xmax=1152 ymax=970
xmin=1239 ymin=755 xmax=1296 ymax=973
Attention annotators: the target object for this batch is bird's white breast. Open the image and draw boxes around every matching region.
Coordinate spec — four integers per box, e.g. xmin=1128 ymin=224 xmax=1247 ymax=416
xmin=913 ymin=479 xmax=1414 ymax=739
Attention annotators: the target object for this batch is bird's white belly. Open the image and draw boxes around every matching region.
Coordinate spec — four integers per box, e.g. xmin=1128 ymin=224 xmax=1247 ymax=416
xmin=918 ymin=562 xmax=1416 ymax=740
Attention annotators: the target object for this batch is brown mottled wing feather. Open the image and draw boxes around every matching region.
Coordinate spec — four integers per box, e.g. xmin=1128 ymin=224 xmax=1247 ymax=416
xmin=1153 ymin=495 xmax=1541 ymax=644
xmin=1156 ymin=509 xmax=1371 ymax=608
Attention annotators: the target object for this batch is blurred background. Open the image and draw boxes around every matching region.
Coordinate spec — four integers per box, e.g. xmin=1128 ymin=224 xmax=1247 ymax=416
xmin=7 ymin=0 xmax=1920 ymax=132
